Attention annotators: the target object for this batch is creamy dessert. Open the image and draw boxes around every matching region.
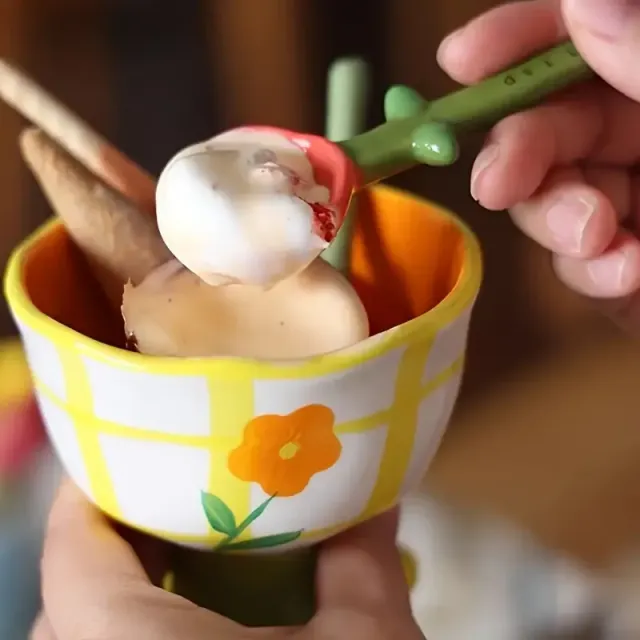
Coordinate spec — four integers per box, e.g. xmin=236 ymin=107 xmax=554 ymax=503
xmin=122 ymin=257 xmax=367 ymax=360
xmin=1 ymin=60 xmax=368 ymax=363
xmin=156 ymin=128 xmax=339 ymax=288
xmin=20 ymin=127 xmax=369 ymax=361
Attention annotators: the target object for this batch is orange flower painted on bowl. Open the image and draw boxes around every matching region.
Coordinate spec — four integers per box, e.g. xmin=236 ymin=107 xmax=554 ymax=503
xmin=228 ymin=404 xmax=341 ymax=497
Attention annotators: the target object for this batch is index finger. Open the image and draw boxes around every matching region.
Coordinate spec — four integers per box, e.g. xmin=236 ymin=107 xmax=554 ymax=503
xmin=438 ymin=0 xmax=564 ymax=84
xmin=314 ymin=510 xmax=423 ymax=639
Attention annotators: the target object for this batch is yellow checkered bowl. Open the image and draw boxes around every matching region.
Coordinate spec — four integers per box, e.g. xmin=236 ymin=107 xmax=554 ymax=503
xmin=4 ymin=185 xmax=481 ymax=552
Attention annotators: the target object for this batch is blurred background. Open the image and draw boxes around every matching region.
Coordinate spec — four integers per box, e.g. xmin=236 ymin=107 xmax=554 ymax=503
xmin=2 ymin=0 xmax=640 ymax=637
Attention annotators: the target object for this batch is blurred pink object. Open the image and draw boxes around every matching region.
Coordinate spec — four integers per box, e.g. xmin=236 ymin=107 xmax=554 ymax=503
xmin=0 ymin=397 xmax=46 ymax=478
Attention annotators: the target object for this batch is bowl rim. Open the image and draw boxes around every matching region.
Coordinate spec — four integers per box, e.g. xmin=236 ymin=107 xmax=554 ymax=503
xmin=4 ymin=185 xmax=482 ymax=378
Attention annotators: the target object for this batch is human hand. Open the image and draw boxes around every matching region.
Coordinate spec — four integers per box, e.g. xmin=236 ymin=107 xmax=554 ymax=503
xmin=31 ymin=480 xmax=425 ymax=640
xmin=438 ymin=0 xmax=640 ymax=331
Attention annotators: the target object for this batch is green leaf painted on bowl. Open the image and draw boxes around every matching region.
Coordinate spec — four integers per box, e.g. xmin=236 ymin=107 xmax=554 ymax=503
xmin=221 ymin=530 xmax=303 ymax=551
xmin=201 ymin=492 xmax=237 ymax=536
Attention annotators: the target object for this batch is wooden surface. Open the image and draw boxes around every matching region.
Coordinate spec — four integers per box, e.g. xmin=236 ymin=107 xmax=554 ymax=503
xmin=428 ymin=332 xmax=640 ymax=570
xmin=0 ymin=0 xmax=638 ymax=572
xmin=206 ymin=0 xmax=315 ymax=132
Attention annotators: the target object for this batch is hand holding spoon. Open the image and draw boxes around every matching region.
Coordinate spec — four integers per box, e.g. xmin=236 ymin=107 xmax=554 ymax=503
xmin=0 ymin=42 xmax=593 ymax=290
xmin=156 ymin=41 xmax=593 ymax=287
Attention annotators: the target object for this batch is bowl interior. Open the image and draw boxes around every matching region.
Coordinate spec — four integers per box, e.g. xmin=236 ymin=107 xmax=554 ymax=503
xmin=19 ymin=186 xmax=471 ymax=348
xmin=350 ymin=187 xmax=468 ymax=336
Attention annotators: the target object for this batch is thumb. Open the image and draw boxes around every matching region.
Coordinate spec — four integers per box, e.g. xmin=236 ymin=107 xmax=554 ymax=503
xmin=563 ymin=0 xmax=640 ymax=102
xmin=316 ymin=509 xmax=412 ymax=615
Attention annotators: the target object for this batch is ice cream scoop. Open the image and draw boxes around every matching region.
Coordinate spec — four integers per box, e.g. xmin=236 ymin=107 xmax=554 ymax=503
xmin=156 ymin=127 xmax=343 ymax=288
xmin=156 ymin=41 xmax=592 ymax=287
xmin=121 ymin=256 xmax=369 ymax=360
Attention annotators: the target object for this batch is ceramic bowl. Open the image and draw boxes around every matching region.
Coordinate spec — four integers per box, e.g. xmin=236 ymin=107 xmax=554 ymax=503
xmin=4 ymin=185 xmax=482 ymax=552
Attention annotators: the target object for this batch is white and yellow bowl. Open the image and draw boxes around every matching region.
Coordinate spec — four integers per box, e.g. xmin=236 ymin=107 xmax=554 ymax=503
xmin=4 ymin=185 xmax=482 ymax=552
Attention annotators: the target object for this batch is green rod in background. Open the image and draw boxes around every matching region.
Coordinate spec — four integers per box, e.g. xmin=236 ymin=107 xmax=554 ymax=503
xmin=321 ymin=57 xmax=370 ymax=276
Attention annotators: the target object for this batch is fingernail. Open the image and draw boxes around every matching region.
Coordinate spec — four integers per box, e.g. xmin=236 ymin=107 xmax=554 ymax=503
xmin=545 ymin=196 xmax=596 ymax=254
xmin=438 ymin=27 xmax=464 ymax=61
xmin=470 ymin=144 xmax=499 ymax=201
xmin=566 ymin=0 xmax=636 ymax=39
xmin=587 ymin=251 xmax=628 ymax=290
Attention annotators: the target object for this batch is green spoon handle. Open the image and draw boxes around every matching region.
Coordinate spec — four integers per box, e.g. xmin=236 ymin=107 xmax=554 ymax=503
xmin=427 ymin=40 xmax=592 ymax=129
xmin=341 ymin=41 xmax=594 ymax=187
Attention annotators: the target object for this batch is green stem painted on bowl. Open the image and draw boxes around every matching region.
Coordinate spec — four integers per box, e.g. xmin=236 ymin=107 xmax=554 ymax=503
xmin=201 ymin=491 xmax=302 ymax=551
xmin=340 ymin=40 xmax=593 ymax=187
